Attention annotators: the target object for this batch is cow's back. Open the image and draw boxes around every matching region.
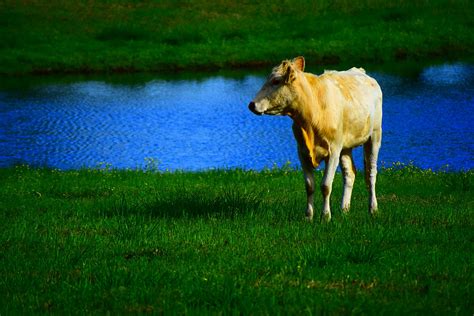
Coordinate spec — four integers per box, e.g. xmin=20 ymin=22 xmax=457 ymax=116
xmin=317 ymin=68 xmax=382 ymax=148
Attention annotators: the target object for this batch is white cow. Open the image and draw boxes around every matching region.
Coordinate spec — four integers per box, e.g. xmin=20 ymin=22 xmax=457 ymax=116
xmin=249 ymin=57 xmax=382 ymax=221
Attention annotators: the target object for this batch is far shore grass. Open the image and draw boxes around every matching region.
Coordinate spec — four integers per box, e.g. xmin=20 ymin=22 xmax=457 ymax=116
xmin=1 ymin=0 xmax=473 ymax=76
xmin=1 ymin=165 xmax=473 ymax=314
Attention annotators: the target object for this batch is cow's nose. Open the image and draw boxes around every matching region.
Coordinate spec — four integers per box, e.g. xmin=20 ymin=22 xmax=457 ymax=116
xmin=248 ymin=101 xmax=261 ymax=115
xmin=248 ymin=101 xmax=256 ymax=111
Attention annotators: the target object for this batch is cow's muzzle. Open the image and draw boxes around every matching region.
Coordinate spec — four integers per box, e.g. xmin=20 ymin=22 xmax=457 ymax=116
xmin=248 ymin=101 xmax=263 ymax=115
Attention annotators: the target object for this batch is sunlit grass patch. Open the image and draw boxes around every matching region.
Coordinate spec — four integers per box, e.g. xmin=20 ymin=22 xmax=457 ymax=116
xmin=0 ymin=166 xmax=472 ymax=313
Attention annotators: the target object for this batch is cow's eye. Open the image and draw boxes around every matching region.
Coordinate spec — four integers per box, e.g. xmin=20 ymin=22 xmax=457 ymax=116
xmin=271 ymin=78 xmax=281 ymax=86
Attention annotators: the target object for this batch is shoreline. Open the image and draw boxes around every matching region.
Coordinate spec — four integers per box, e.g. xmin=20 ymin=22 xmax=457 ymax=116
xmin=1 ymin=54 xmax=473 ymax=79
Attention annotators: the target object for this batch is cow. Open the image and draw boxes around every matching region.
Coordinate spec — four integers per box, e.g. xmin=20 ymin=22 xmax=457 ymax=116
xmin=248 ymin=56 xmax=382 ymax=221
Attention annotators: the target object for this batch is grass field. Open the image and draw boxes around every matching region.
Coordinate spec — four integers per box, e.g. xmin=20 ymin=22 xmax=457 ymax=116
xmin=1 ymin=165 xmax=472 ymax=314
xmin=0 ymin=0 xmax=473 ymax=75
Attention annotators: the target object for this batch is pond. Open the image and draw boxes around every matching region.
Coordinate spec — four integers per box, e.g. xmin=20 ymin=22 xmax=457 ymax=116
xmin=0 ymin=63 xmax=473 ymax=171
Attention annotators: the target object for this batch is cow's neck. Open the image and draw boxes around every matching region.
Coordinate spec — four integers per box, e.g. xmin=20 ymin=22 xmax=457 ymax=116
xmin=290 ymin=73 xmax=329 ymax=167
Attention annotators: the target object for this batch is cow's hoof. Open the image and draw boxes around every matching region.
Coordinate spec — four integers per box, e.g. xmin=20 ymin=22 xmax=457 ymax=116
xmin=320 ymin=212 xmax=331 ymax=222
xmin=369 ymin=208 xmax=379 ymax=218
xmin=305 ymin=215 xmax=313 ymax=222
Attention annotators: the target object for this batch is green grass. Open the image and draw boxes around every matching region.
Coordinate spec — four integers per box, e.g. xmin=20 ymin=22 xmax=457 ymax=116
xmin=1 ymin=165 xmax=473 ymax=314
xmin=0 ymin=0 xmax=473 ymax=75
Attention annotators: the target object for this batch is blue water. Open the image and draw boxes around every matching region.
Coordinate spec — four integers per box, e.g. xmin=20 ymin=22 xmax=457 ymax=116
xmin=0 ymin=63 xmax=473 ymax=171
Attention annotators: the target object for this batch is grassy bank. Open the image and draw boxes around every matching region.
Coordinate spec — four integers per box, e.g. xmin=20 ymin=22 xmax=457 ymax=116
xmin=1 ymin=166 xmax=473 ymax=314
xmin=0 ymin=0 xmax=473 ymax=75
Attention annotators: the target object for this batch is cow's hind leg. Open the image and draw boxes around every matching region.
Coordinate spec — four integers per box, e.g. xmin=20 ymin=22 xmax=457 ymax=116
xmin=320 ymin=150 xmax=341 ymax=221
xmin=363 ymin=130 xmax=382 ymax=215
xmin=340 ymin=149 xmax=356 ymax=213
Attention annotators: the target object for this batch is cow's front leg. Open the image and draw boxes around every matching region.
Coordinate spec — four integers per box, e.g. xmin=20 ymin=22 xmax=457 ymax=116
xmin=320 ymin=151 xmax=341 ymax=221
xmin=298 ymin=150 xmax=315 ymax=220
xmin=303 ymin=164 xmax=315 ymax=221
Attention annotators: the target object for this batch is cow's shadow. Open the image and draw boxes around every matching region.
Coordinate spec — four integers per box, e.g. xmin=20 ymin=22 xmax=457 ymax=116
xmin=100 ymin=188 xmax=262 ymax=219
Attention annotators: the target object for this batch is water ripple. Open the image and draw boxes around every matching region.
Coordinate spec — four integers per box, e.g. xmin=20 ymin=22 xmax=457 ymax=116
xmin=0 ymin=63 xmax=473 ymax=170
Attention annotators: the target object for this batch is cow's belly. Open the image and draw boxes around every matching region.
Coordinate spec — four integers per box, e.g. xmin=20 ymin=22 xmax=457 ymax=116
xmin=343 ymin=132 xmax=371 ymax=149
xmin=341 ymin=100 xmax=375 ymax=149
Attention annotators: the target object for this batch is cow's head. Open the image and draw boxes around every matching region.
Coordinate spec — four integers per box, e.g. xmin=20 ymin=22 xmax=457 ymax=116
xmin=248 ymin=56 xmax=305 ymax=116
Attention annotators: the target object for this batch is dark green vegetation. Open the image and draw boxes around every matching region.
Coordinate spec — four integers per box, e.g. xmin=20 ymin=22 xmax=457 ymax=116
xmin=1 ymin=165 xmax=472 ymax=314
xmin=0 ymin=0 xmax=473 ymax=75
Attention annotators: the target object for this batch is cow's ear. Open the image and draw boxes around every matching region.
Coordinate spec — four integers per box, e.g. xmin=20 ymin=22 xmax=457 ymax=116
xmin=285 ymin=65 xmax=297 ymax=83
xmin=293 ymin=56 xmax=305 ymax=72
xmin=288 ymin=66 xmax=296 ymax=83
